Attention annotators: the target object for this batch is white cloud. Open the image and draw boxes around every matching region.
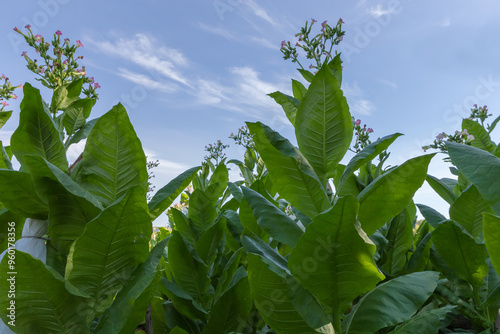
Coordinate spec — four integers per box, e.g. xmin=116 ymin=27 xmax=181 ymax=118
xmin=250 ymin=36 xmax=279 ymax=50
xmin=379 ymin=78 xmax=398 ymax=89
xmin=198 ymin=23 xmax=236 ymax=40
xmin=350 ymin=99 xmax=375 ymax=116
xmin=117 ymin=68 xmax=179 ymax=92
xmin=245 ymin=0 xmax=277 ymax=26
xmin=367 ymin=4 xmax=394 ymax=18
xmin=343 ymin=82 xmax=375 ymax=116
xmin=87 ymin=33 xmax=191 ymax=87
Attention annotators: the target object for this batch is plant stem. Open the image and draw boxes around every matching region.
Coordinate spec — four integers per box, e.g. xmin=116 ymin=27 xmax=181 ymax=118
xmin=333 ymin=309 xmax=341 ymax=334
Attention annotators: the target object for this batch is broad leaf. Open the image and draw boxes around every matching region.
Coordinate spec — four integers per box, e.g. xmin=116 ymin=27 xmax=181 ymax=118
xmin=358 ymin=154 xmax=434 ymax=235
xmin=292 ymin=79 xmax=307 ymax=101
xmin=483 ymin=213 xmax=500 ymax=277
xmin=432 ymin=220 xmax=488 ymax=287
xmin=446 ymin=142 xmax=500 ymax=214
xmin=65 ymin=186 xmax=151 ymax=315
xmin=62 ymin=98 xmax=95 ymax=135
xmin=416 ymin=204 xmax=446 ymax=229
xmin=11 ymin=83 xmax=68 ymax=171
xmin=195 ymin=217 xmax=224 ymax=266
xmin=79 ymin=103 xmax=148 ymax=206
xmin=51 ymin=78 xmax=83 ymax=111
xmin=94 ymin=238 xmax=169 ymax=334
xmin=295 ymin=62 xmax=353 ymax=184
xmin=450 ymin=185 xmax=491 ymax=241
xmin=426 ymin=174 xmax=457 ymax=205
xmin=148 ymin=166 xmax=200 ymax=220
xmin=247 ymin=121 xmax=329 ymax=218
xmin=268 ymin=91 xmax=299 ymax=126
xmin=0 ymin=251 xmax=89 ymax=333
xmin=389 ymin=305 xmax=455 ymax=334
xmin=65 ymin=117 xmax=98 ymax=148
xmin=289 ymin=196 xmax=384 ymax=316
xmin=161 ymin=278 xmax=209 ymax=320
xmin=0 ymin=110 xmax=12 ymax=130
xmin=188 ymin=189 xmax=217 ymax=234
xmin=382 ymin=208 xmax=414 ymax=276
xmin=343 ymin=271 xmax=440 ymax=334
xmin=0 ymin=141 xmax=13 ymax=170
xmin=463 ymin=118 xmax=496 ymax=153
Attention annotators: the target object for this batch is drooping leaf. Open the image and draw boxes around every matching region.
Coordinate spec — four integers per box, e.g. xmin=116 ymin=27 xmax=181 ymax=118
xmin=339 ymin=133 xmax=403 ymax=191
xmin=11 ymin=83 xmax=68 ymax=171
xmin=0 ymin=141 xmax=13 ymax=170
xmin=161 ymin=278 xmax=209 ymax=320
xmin=195 ymin=217 xmax=224 ymax=266
xmin=426 ymin=174 xmax=457 ymax=205
xmin=0 ymin=111 xmax=12 ymax=130
xmin=247 ymin=121 xmax=330 ymax=218
xmin=388 ymin=305 xmax=455 ymax=334
xmin=241 ymin=186 xmax=303 ymax=248
xmin=449 ymin=185 xmax=492 ymax=241
xmin=446 ymin=142 xmax=500 ymax=214
xmin=358 ymin=154 xmax=435 ymax=235
xmin=216 ymin=247 xmax=244 ymax=295
xmin=333 ymin=164 xmax=362 ymax=197
xmin=164 ymin=301 xmax=202 ymax=334
xmin=51 ymin=78 xmax=83 ymax=111
xmin=432 ymin=220 xmax=488 ymax=287
xmin=343 ymin=271 xmax=440 ymax=334
xmin=0 ymin=251 xmax=89 ymax=333
xmin=483 ymin=213 xmax=500 ymax=277
xmin=382 ymin=208 xmax=414 ymax=276
xmin=463 ymin=118 xmax=496 ymax=153
xmin=79 ymin=103 xmax=148 ymax=206
xmin=148 ymin=166 xmax=200 ymax=221
xmin=268 ymin=91 xmax=300 ymax=126
xmin=292 ymin=79 xmax=307 ymax=101
xmin=65 ymin=117 xmax=98 ymax=148
xmin=295 ymin=61 xmax=353 ymax=184
xmin=407 ymin=232 xmax=432 ymax=273
xmin=416 ymin=204 xmax=446 ymax=229
xmin=65 ymin=186 xmax=151 ymax=315
xmin=62 ymin=98 xmax=95 ymax=135
xmin=289 ymin=196 xmax=384 ymax=315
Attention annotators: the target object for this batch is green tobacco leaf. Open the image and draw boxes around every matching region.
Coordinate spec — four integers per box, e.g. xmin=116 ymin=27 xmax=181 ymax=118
xmin=450 ymin=185 xmax=492 ymax=241
xmin=446 ymin=142 xmax=500 ymax=214
xmin=389 ymin=305 xmax=455 ymax=334
xmin=170 ymin=208 xmax=197 ymax=245
xmin=382 ymin=208 xmax=414 ymax=276
xmin=62 ymin=98 xmax=95 ymax=135
xmin=65 ymin=117 xmax=98 ymax=148
xmin=268 ymin=91 xmax=300 ymax=126
xmin=358 ymin=154 xmax=435 ymax=235
xmin=195 ymin=217 xmax=224 ymax=266
xmin=247 ymin=121 xmax=329 ymax=218
xmin=51 ymin=78 xmax=83 ymax=111
xmin=0 ymin=251 xmax=89 ymax=333
xmin=407 ymin=232 xmax=432 ymax=273
xmin=416 ymin=204 xmax=446 ymax=229
xmin=344 ymin=271 xmax=440 ymax=334
xmin=333 ymin=164 xmax=362 ymax=197
xmin=11 ymin=83 xmax=68 ymax=171
xmin=0 ymin=111 xmax=12 ymax=130
xmin=0 ymin=170 xmax=48 ymax=219
xmin=148 ymin=166 xmax=200 ymax=221
xmin=292 ymin=79 xmax=307 ymax=101
xmin=295 ymin=62 xmax=353 ymax=184
xmin=483 ymin=213 xmax=500 ymax=277
xmin=426 ymin=174 xmax=457 ymax=205
xmin=328 ymin=54 xmax=343 ymax=85
xmin=216 ymin=248 xmax=244 ymax=295
xmin=24 ymin=155 xmax=102 ymax=254
xmin=463 ymin=118 xmax=496 ymax=153
xmin=485 ymin=259 xmax=500 ymax=308
xmin=79 ymin=103 xmax=148 ymax=206
xmin=161 ymin=278 xmax=209 ymax=320
xmin=339 ymin=133 xmax=403 ymax=191
xmin=65 ymin=186 xmax=151 ymax=315
xmin=94 ymin=238 xmax=169 ymax=334
xmin=168 ymin=231 xmax=211 ymax=304
xmin=247 ymin=253 xmax=334 ymax=334
xmin=289 ymin=196 xmax=384 ymax=315
xmin=432 ymin=220 xmax=488 ymax=287
xmin=202 ymin=267 xmax=253 ymax=334
xmin=298 ymin=68 xmax=315 ymax=82
xmin=241 ymin=186 xmax=303 ymax=248
xmin=0 ymin=141 xmax=13 ymax=170
xmin=0 ymin=210 xmax=24 ymax=253
xmin=206 ymin=162 xmax=229 ymax=203
xmin=188 ymin=189 xmax=217 ymax=234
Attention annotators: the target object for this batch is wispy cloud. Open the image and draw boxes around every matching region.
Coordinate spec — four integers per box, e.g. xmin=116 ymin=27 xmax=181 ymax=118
xmin=367 ymin=4 xmax=395 ymax=18
xmin=245 ymin=0 xmax=277 ymax=26
xmin=441 ymin=18 xmax=451 ymax=27
xmin=379 ymin=78 xmax=398 ymax=89
xmin=343 ymin=82 xmax=375 ymax=116
xmin=117 ymin=68 xmax=179 ymax=92
xmin=87 ymin=33 xmax=191 ymax=87
xmin=250 ymin=36 xmax=278 ymax=50
xmin=198 ymin=23 xmax=236 ymax=40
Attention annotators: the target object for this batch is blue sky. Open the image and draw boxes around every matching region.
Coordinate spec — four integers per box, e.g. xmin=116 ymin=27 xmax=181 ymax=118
xmin=1 ymin=0 xmax=500 ymax=226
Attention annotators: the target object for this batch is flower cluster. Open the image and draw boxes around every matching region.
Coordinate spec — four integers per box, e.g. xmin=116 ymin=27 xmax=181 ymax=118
xmin=13 ymin=25 xmax=99 ymax=99
xmin=0 ymin=74 xmax=21 ymax=112
xmin=146 ymin=159 xmax=160 ymax=201
xmin=422 ymin=129 xmax=475 ymax=154
xmin=229 ymin=125 xmax=255 ymax=150
xmin=203 ymin=140 xmax=229 ymax=166
xmin=280 ymin=18 xmax=345 ymax=71
xmin=351 ymin=117 xmax=374 ymax=153
xmin=468 ymin=104 xmax=493 ymax=130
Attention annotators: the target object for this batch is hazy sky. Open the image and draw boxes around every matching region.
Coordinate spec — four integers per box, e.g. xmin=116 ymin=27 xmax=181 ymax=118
xmin=1 ymin=0 xmax=499 ymax=226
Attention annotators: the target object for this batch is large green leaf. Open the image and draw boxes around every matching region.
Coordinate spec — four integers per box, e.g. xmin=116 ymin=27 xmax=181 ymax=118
xmin=343 ymin=271 xmax=439 ymax=334
xmin=450 ymin=185 xmax=491 ymax=241
xmin=0 ymin=141 xmax=13 ymax=170
xmin=382 ymin=208 xmax=414 ymax=276
xmin=432 ymin=220 xmax=488 ymax=287
xmin=24 ymin=155 xmax=103 ymax=254
xmin=65 ymin=118 xmax=98 ymax=148
xmin=0 ymin=110 xmax=12 ymax=130
xmin=388 ymin=305 xmax=455 ymax=334
xmin=79 ymin=103 xmax=147 ymax=206
xmin=295 ymin=62 xmax=353 ymax=185
xmin=426 ymin=174 xmax=457 ymax=205
xmin=202 ymin=267 xmax=253 ymax=334
xmin=446 ymin=142 xmax=500 ymax=214
xmin=206 ymin=162 xmax=229 ymax=203
xmin=188 ymin=189 xmax=217 ymax=234
xmin=148 ymin=166 xmax=200 ymax=221
xmin=292 ymin=79 xmax=307 ymax=101
xmin=0 ymin=170 xmax=48 ymax=219
xmin=241 ymin=186 xmax=303 ymax=248
xmin=11 ymin=83 xmax=68 ymax=171
xmin=168 ymin=231 xmax=211 ymax=304
xmin=483 ymin=213 xmax=500 ymax=277
xmin=51 ymin=78 xmax=83 ymax=112
xmin=288 ymin=196 xmax=384 ymax=319
xmin=268 ymin=91 xmax=300 ymax=126
xmin=62 ymin=98 xmax=95 ymax=135
xmin=358 ymin=154 xmax=434 ymax=235
xmin=338 ymin=133 xmax=402 ymax=191
xmin=416 ymin=204 xmax=446 ymax=229
xmin=0 ymin=251 xmax=89 ymax=333
xmin=161 ymin=278 xmax=209 ymax=320
xmin=65 ymin=186 xmax=151 ymax=315
xmin=195 ymin=217 xmax=224 ymax=266
xmin=247 ymin=121 xmax=330 ymax=218
xmin=94 ymin=238 xmax=169 ymax=334
xmin=463 ymin=119 xmax=496 ymax=153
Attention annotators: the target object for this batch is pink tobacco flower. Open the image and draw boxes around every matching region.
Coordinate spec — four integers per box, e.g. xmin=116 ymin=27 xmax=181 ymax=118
xmin=76 ymin=40 xmax=84 ymax=47
xmin=89 ymin=77 xmax=94 ymax=83
xmin=55 ymin=30 xmax=62 ymax=36
xmin=321 ymin=20 xmax=327 ymax=28
xmin=25 ymin=24 xmax=31 ymax=29
xmin=94 ymin=83 xmax=101 ymax=89
xmin=21 ymin=52 xmax=27 ymax=57
xmin=2 ymin=101 xmax=8 ymax=107
xmin=40 ymin=67 xmax=45 ymax=74
xmin=34 ymin=34 xmax=43 ymax=42
xmin=355 ymin=119 xmax=361 ymax=126
xmin=309 ymin=64 xmax=313 ymax=69
xmin=11 ymin=94 xmax=18 ymax=99
xmin=367 ymin=128 xmax=373 ymax=133
xmin=13 ymin=27 xmax=20 ymax=33
xmin=281 ymin=40 xmax=286 ymax=48
xmin=311 ymin=18 xmax=317 ymax=23
xmin=1 ymin=74 xmax=5 ymax=79
xmin=339 ymin=18 xmax=345 ymax=24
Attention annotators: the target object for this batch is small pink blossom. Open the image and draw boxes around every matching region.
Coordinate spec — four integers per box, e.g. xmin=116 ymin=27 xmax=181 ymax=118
xmin=63 ymin=59 xmax=68 ymax=64
xmin=367 ymin=128 xmax=373 ymax=134
xmin=25 ymin=24 xmax=31 ymax=29
xmin=34 ymin=34 xmax=43 ymax=42
xmin=21 ymin=51 xmax=27 ymax=57
xmin=311 ymin=18 xmax=317 ymax=23
xmin=13 ymin=27 xmax=20 ymax=33
xmin=321 ymin=20 xmax=327 ymax=28
xmin=94 ymin=83 xmax=101 ymax=89
xmin=295 ymin=42 xmax=300 ymax=47
xmin=40 ymin=67 xmax=45 ymax=74
xmin=1 ymin=74 xmax=5 ymax=79
xmin=64 ymin=38 xmax=70 ymax=43
xmin=281 ymin=40 xmax=286 ymax=48
xmin=18 ymin=84 xmax=23 ymax=89
xmin=76 ymin=40 xmax=84 ymax=47
xmin=55 ymin=30 xmax=62 ymax=36
xmin=339 ymin=18 xmax=345 ymax=24
xmin=11 ymin=94 xmax=18 ymax=99
xmin=309 ymin=64 xmax=313 ymax=69
xmin=355 ymin=119 xmax=361 ymax=126
xmin=89 ymin=77 xmax=94 ymax=83
xmin=2 ymin=101 xmax=8 ymax=107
